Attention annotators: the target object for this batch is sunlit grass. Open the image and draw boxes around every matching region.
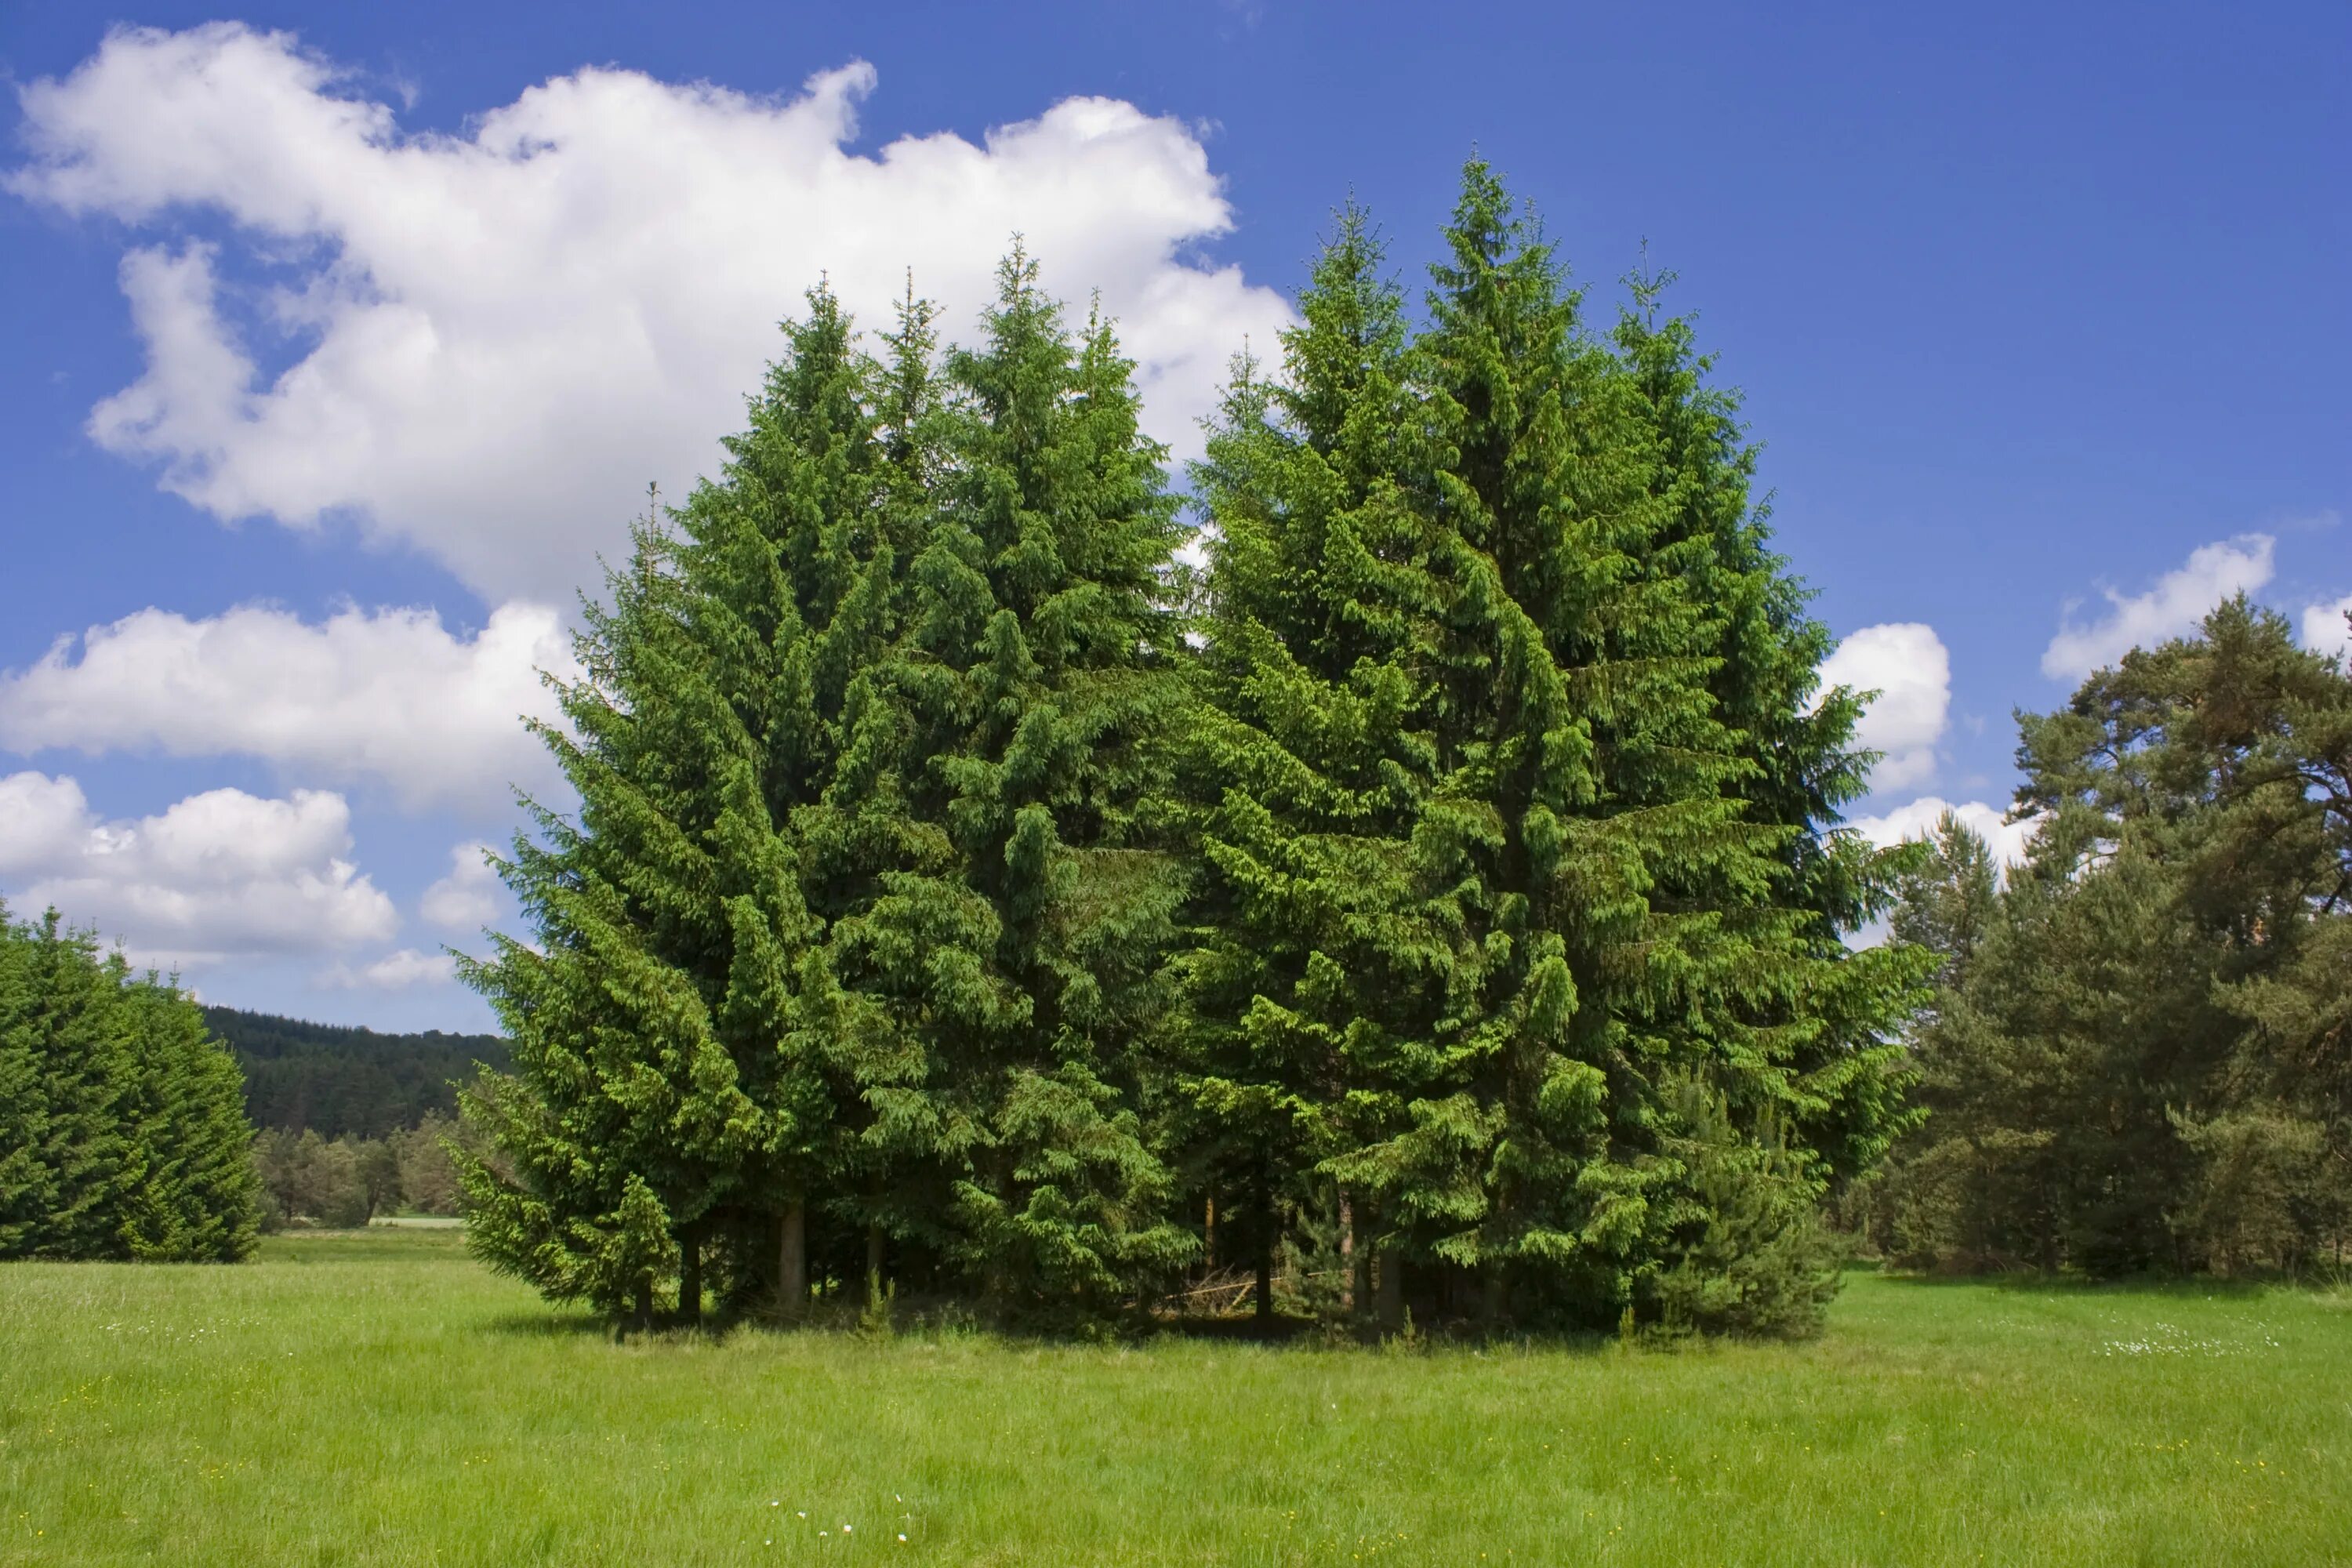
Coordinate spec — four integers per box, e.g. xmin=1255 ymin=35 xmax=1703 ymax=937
xmin=3 ymin=1230 xmax=2347 ymax=1565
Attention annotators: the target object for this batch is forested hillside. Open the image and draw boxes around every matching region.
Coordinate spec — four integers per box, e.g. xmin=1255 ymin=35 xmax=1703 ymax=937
xmin=205 ymin=1007 xmax=509 ymax=1138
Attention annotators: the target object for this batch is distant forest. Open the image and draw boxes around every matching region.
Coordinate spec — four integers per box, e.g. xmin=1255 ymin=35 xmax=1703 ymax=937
xmin=206 ymin=1007 xmax=510 ymax=1138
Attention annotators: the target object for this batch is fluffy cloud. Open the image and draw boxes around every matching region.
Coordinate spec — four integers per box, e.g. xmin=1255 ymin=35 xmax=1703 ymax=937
xmin=0 ymin=601 xmax=574 ymax=813
xmin=9 ymin=24 xmax=1294 ymax=602
xmin=2302 ymin=593 xmax=2352 ymax=661
xmin=420 ymin=842 xmax=503 ymax=931
xmin=0 ymin=772 xmax=397 ymax=964
xmin=2042 ymin=535 xmax=2275 ymax=680
xmin=1817 ymin=622 xmax=1951 ymax=791
xmin=322 ymin=948 xmax=458 ymax=990
xmin=1847 ymin=795 xmax=2038 ymax=869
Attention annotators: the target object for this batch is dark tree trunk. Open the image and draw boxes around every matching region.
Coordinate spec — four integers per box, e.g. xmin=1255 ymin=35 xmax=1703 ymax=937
xmin=678 ymin=1225 xmax=702 ymax=1327
xmin=1346 ymin=1197 xmax=1371 ymax=1323
xmin=633 ymin=1276 xmax=654 ymax=1334
xmin=1254 ymin=1158 xmax=1275 ymax=1325
xmin=779 ymin=1200 xmax=808 ymax=1321
xmin=1375 ymin=1247 xmax=1403 ymax=1329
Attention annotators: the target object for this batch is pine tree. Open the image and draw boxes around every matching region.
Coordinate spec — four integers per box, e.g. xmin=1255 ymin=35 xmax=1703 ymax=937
xmin=0 ymin=902 xmax=53 ymax=1254
xmin=1882 ymin=597 xmax=2351 ymax=1275
xmin=1180 ymin=204 xmax=1463 ymax=1323
xmin=0 ymin=905 xmax=256 ymax=1263
xmin=1186 ymin=166 xmax=1922 ymax=1333
xmin=820 ymin=251 xmax=1197 ymax=1316
xmin=17 ymin=913 xmax=137 ymax=1258
xmin=460 ymin=286 xmax=908 ymax=1324
xmin=115 ymin=976 xmax=260 ymax=1262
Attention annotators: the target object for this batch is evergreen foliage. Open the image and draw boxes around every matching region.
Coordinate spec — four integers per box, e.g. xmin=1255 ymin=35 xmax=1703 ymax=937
xmin=205 ymin=1006 xmax=509 ymax=1138
xmin=0 ymin=901 xmax=259 ymax=1262
xmin=461 ymin=262 xmax=1198 ymax=1325
xmin=1875 ymin=598 xmax=2352 ymax=1274
xmin=464 ymin=173 xmax=1923 ymax=1335
xmin=1178 ymin=167 xmax=1923 ymax=1335
xmin=457 ymin=284 xmax=906 ymax=1324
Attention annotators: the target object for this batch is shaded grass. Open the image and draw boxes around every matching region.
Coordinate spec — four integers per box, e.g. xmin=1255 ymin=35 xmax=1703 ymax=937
xmin=2 ymin=1232 xmax=2347 ymax=1566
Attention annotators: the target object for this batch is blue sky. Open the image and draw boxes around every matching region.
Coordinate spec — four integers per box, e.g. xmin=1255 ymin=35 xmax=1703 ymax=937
xmin=1 ymin=2 xmax=2345 ymax=1030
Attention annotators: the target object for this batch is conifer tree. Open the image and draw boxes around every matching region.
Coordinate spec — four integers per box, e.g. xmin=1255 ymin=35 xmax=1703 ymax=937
xmin=0 ymin=901 xmax=53 ymax=1254
xmin=16 ymin=913 xmax=137 ymax=1258
xmin=820 ymin=252 xmax=1197 ymax=1314
xmin=1187 ymin=167 xmax=1922 ymax=1333
xmin=0 ymin=904 xmax=256 ymax=1262
xmin=459 ymin=286 xmax=911 ymax=1323
xmin=1180 ymin=205 xmax=1462 ymax=1322
xmin=115 ymin=977 xmax=260 ymax=1262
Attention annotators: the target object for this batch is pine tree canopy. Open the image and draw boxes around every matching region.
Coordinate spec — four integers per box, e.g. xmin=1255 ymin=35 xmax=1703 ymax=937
xmin=1872 ymin=597 xmax=2351 ymax=1276
xmin=0 ymin=900 xmax=260 ymax=1263
xmin=1180 ymin=165 xmax=1925 ymax=1333
xmin=462 ymin=173 xmax=1926 ymax=1335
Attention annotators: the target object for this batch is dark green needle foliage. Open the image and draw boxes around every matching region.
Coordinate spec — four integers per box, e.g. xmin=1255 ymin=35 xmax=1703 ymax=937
xmin=1182 ymin=166 xmax=1923 ymax=1335
xmin=0 ymin=902 xmax=258 ymax=1263
xmin=818 ymin=251 xmax=1197 ymax=1316
xmin=463 ymin=184 xmax=1923 ymax=1334
xmin=1875 ymin=598 xmax=2352 ymax=1276
xmin=460 ymin=260 xmax=1196 ymax=1325
xmin=458 ymin=284 xmax=919 ymax=1323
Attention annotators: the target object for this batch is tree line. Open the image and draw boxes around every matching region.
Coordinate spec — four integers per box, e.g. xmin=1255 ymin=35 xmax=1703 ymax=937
xmin=1868 ymin=599 xmax=2351 ymax=1276
xmin=209 ymin=1006 xmax=510 ymax=1139
xmin=458 ymin=163 xmax=1929 ymax=1337
xmin=0 ymin=904 xmax=259 ymax=1262
xmin=252 ymin=1113 xmax=489 ymax=1229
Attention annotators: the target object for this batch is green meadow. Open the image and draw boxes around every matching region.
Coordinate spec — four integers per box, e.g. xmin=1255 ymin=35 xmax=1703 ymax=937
xmin=2 ymin=1229 xmax=2347 ymax=1566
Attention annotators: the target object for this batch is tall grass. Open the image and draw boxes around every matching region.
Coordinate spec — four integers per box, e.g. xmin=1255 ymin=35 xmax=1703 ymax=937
xmin=3 ymin=1230 xmax=2347 ymax=1565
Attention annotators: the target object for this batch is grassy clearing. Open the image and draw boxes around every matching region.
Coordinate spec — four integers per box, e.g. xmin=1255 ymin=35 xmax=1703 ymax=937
xmin=2 ymin=1231 xmax=2347 ymax=1566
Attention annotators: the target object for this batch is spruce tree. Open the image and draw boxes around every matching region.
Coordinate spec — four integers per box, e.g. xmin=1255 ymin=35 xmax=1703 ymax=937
xmin=820 ymin=252 xmax=1197 ymax=1315
xmin=116 ymin=976 xmax=260 ymax=1262
xmin=1180 ymin=205 xmax=1463 ymax=1323
xmin=460 ymin=286 xmax=909 ymax=1323
xmin=1187 ymin=167 xmax=1922 ymax=1333
xmin=0 ymin=904 xmax=256 ymax=1263
xmin=17 ymin=913 xmax=137 ymax=1258
xmin=0 ymin=902 xmax=53 ymax=1254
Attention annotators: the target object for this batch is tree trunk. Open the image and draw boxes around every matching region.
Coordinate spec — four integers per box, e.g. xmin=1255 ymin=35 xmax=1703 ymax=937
xmin=678 ymin=1225 xmax=702 ymax=1327
xmin=633 ymin=1276 xmax=654 ymax=1335
xmin=1375 ymin=1247 xmax=1402 ymax=1329
xmin=1254 ymin=1160 xmax=1275 ymax=1325
xmin=778 ymin=1200 xmax=807 ymax=1322
xmin=1346 ymin=1198 xmax=1372 ymax=1323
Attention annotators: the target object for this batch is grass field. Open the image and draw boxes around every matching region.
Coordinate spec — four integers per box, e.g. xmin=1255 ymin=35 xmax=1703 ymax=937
xmin=2 ymin=1231 xmax=2347 ymax=1566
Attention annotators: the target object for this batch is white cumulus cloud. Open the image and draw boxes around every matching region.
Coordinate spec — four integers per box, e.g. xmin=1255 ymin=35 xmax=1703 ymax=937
xmin=420 ymin=842 xmax=503 ymax=931
xmin=0 ymin=601 xmax=575 ymax=814
xmin=1817 ymin=622 xmax=1951 ymax=791
xmin=1847 ymin=795 xmax=2039 ymax=869
xmin=322 ymin=948 xmax=458 ymax=990
xmin=9 ymin=23 xmax=1295 ymax=602
xmin=2301 ymin=593 xmax=2352 ymax=661
xmin=0 ymin=772 xmax=397 ymax=965
xmin=2041 ymin=535 xmax=2275 ymax=681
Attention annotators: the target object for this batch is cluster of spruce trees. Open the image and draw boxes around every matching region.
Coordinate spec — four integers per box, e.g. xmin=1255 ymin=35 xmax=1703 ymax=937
xmin=1871 ymin=600 xmax=2352 ymax=1276
xmin=0 ymin=902 xmax=259 ymax=1262
xmin=459 ymin=165 xmax=1927 ymax=1335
